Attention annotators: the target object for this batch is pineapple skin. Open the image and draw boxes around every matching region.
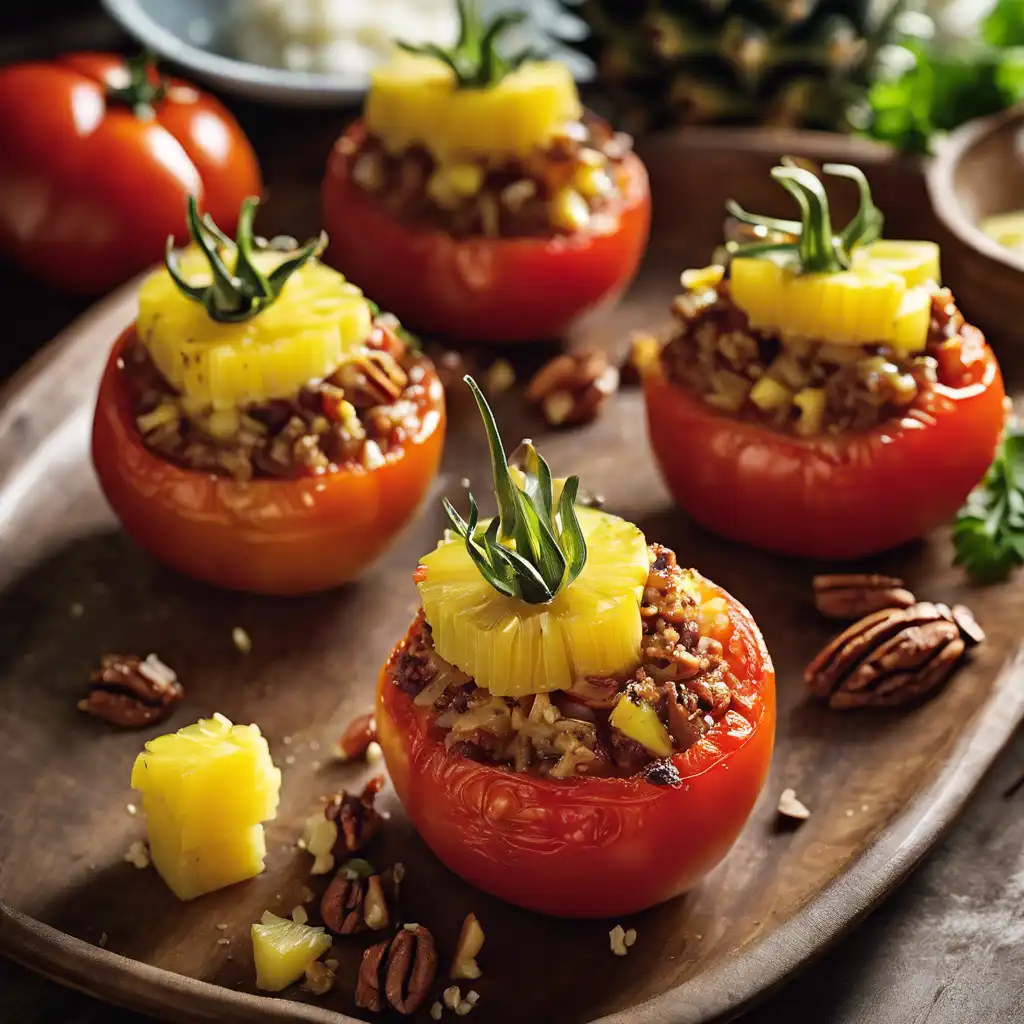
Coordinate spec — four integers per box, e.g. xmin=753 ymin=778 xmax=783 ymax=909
xmin=417 ymin=507 xmax=649 ymax=697
xmin=559 ymin=0 xmax=900 ymax=132
xmin=131 ymin=715 xmax=282 ymax=900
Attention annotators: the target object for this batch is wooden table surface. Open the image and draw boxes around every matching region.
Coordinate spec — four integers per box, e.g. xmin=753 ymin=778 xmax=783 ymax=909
xmin=1 ymin=5 xmax=1023 ymax=1023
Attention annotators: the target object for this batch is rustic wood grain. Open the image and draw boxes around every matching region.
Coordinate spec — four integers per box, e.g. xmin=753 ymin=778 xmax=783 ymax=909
xmin=0 ymin=131 xmax=1022 ymax=1024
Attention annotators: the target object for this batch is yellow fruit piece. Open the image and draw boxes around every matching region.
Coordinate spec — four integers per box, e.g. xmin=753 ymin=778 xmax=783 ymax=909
xmin=609 ymin=696 xmax=673 ymax=757
xmin=366 ymin=53 xmax=581 ymax=164
xmin=749 ymin=376 xmax=791 ymax=412
xmin=793 ymin=387 xmax=827 ymax=437
xmin=891 ymin=286 xmax=932 ymax=351
xmin=252 ymin=912 xmax=332 ymax=992
xmin=979 ymin=210 xmax=1024 ymax=253
xmin=137 ymin=247 xmax=372 ymax=410
xmin=852 ymin=240 xmax=941 ymax=288
xmin=418 ymin=508 xmax=648 ymax=697
xmin=729 ymin=257 xmax=927 ymax=349
xmin=131 ymin=714 xmax=281 ymax=899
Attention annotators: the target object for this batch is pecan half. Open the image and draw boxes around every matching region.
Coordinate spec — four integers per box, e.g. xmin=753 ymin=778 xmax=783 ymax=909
xmin=326 ymin=775 xmax=385 ymax=855
xmin=806 ymin=602 xmax=970 ymax=709
xmin=334 ymin=350 xmax=409 ymax=408
xmin=78 ymin=653 xmax=183 ymax=728
xmin=812 ymin=574 xmax=917 ymax=619
xmin=336 ymin=712 xmax=377 ymax=761
xmin=321 ymin=863 xmax=389 ymax=935
xmin=525 ymin=349 xmax=619 ymax=427
xmin=356 ymin=924 xmax=437 ymax=1016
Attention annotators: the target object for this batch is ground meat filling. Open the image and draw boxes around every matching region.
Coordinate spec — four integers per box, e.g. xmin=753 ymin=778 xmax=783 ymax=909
xmin=393 ymin=544 xmax=738 ymax=780
xmin=661 ymin=282 xmax=970 ymax=437
xmin=124 ymin=316 xmax=433 ymax=482
xmin=349 ymin=115 xmax=633 ymax=239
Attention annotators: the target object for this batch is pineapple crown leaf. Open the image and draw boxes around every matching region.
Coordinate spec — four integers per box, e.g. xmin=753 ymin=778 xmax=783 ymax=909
xmin=726 ymin=159 xmax=884 ymax=274
xmin=397 ymin=0 xmax=543 ymax=89
xmin=165 ymin=195 xmax=327 ymax=325
xmin=444 ymin=376 xmax=588 ymax=604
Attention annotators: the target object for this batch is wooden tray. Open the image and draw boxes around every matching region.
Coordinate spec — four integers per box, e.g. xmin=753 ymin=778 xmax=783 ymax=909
xmin=1 ymin=130 xmax=1023 ymax=1024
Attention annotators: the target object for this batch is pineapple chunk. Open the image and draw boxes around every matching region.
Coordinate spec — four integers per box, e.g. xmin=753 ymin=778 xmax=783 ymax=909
xmin=609 ymin=696 xmax=673 ymax=757
xmin=131 ymin=714 xmax=281 ymax=900
xmin=366 ymin=53 xmax=581 ymax=164
xmin=729 ymin=257 xmax=926 ymax=350
xmin=252 ymin=912 xmax=332 ymax=992
xmin=852 ymin=240 xmax=940 ymax=289
xmin=417 ymin=508 xmax=648 ymax=697
xmin=137 ymin=247 xmax=372 ymax=410
xmin=749 ymin=377 xmax=791 ymax=413
xmin=793 ymin=387 xmax=827 ymax=437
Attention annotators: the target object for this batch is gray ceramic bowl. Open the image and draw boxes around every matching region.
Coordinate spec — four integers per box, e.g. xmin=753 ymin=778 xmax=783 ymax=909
xmin=101 ymin=0 xmax=588 ymax=108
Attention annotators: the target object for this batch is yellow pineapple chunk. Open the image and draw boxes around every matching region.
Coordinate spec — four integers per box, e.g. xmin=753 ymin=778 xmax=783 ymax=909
xmin=852 ymin=240 xmax=940 ymax=289
xmin=131 ymin=714 xmax=281 ymax=900
xmin=252 ymin=912 xmax=332 ymax=992
xmin=137 ymin=247 xmax=372 ymax=410
xmin=417 ymin=508 xmax=648 ymax=697
xmin=609 ymin=696 xmax=673 ymax=757
xmin=366 ymin=53 xmax=581 ymax=164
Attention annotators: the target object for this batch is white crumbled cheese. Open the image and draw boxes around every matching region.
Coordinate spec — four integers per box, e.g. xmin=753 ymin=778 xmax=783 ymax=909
xmin=609 ymin=924 xmax=628 ymax=957
xmin=232 ymin=627 xmax=252 ymax=654
xmin=124 ymin=840 xmax=150 ymax=869
xmin=366 ymin=741 xmax=384 ymax=764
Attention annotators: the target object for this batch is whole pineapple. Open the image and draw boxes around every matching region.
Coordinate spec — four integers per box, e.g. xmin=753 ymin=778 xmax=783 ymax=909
xmin=559 ymin=0 xmax=904 ymax=132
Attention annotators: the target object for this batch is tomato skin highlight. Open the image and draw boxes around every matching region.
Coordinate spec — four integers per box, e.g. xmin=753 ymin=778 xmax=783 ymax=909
xmin=376 ymin=579 xmax=775 ymax=918
xmin=321 ymin=121 xmax=651 ymax=343
xmin=0 ymin=53 xmax=261 ymax=295
xmin=91 ymin=328 xmax=446 ymax=596
xmin=644 ymin=329 xmax=1007 ymax=560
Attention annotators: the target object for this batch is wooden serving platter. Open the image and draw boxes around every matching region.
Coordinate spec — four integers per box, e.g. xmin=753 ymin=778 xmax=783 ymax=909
xmin=1 ymin=131 xmax=1023 ymax=1024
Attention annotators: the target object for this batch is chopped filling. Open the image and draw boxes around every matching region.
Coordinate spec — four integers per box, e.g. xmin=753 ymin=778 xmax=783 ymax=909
xmin=123 ymin=315 xmax=434 ymax=482
xmin=661 ymin=282 xmax=971 ymax=436
xmin=348 ymin=116 xmax=633 ymax=239
xmin=392 ymin=545 xmax=739 ymax=780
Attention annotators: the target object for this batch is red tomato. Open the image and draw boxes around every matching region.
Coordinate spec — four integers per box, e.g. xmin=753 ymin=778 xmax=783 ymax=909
xmin=92 ymin=328 xmax=446 ymax=596
xmin=0 ymin=53 xmax=261 ymax=295
xmin=644 ymin=326 xmax=1006 ymax=560
xmin=376 ymin=577 xmax=775 ymax=918
xmin=322 ymin=121 xmax=651 ymax=343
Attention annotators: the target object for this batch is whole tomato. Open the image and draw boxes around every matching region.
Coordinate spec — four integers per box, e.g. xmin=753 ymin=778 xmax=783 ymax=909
xmin=92 ymin=328 xmax=446 ymax=596
xmin=0 ymin=53 xmax=261 ymax=295
xmin=322 ymin=122 xmax=651 ymax=343
xmin=376 ymin=575 xmax=775 ymax=918
xmin=644 ymin=324 xmax=1006 ymax=560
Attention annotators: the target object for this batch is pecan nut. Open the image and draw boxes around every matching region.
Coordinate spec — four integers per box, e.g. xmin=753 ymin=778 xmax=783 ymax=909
xmin=334 ymin=350 xmax=408 ymax=408
xmin=78 ymin=653 xmax=183 ymax=728
xmin=321 ymin=862 xmax=389 ymax=935
xmin=325 ymin=775 xmax=385 ymax=856
xmin=806 ymin=602 xmax=973 ymax=709
xmin=812 ymin=574 xmax=917 ymax=619
xmin=336 ymin=711 xmax=377 ymax=761
xmin=356 ymin=924 xmax=437 ymax=1016
xmin=525 ymin=349 xmax=619 ymax=427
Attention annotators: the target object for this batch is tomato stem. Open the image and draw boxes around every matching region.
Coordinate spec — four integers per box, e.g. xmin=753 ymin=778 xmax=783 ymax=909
xmin=107 ymin=51 xmax=167 ymax=119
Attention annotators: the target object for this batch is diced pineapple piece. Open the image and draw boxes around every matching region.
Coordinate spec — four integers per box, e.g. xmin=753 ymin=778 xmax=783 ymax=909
xmin=417 ymin=508 xmax=648 ymax=697
xmin=891 ymin=286 xmax=933 ymax=352
xmin=137 ymin=248 xmax=372 ymax=410
xmin=549 ymin=188 xmax=591 ymax=233
xmin=252 ymin=912 xmax=332 ymax=993
xmin=609 ymin=696 xmax=673 ymax=757
xmin=131 ymin=715 xmax=281 ymax=899
xmin=749 ymin=376 xmax=791 ymax=412
xmin=852 ymin=240 xmax=940 ymax=289
xmin=366 ymin=53 xmax=581 ymax=164
xmin=793 ymin=387 xmax=827 ymax=437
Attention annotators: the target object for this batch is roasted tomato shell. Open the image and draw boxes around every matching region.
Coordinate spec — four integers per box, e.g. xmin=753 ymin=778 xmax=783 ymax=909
xmin=322 ymin=120 xmax=651 ymax=344
xmin=376 ymin=577 xmax=775 ymax=918
xmin=91 ymin=327 xmax=446 ymax=595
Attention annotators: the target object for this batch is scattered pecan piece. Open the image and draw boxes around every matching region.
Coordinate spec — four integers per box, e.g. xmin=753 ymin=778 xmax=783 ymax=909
xmin=777 ymin=787 xmax=811 ymax=821
xmin=336 ymin=711 xmax=378 ymax=761
xmin=806 ymin=602 xmax=971 ymax=709
xmin=812 ymin=574 xmax=917 ymax=619
xmin=321 ymin=860 xmax=389 ymax=935
xmin=450 ymin=913 xmax=485 ymax=980
xmin=78 ymin=653 xmax=183 ymax=728
xmin=525 ymin=349 xmax=619 ymax=427
xmin=357 ymin=924 xmax=437 ymax=1016
xmin=951 ymin=604 xmax=986 ymax=647
xmin=334 ymin=350 xmax=408 ymax=408
xmin=326 ymin=776 xmax=385 ymax=856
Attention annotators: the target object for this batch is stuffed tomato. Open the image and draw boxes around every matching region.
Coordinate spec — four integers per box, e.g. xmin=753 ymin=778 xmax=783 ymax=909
xmin=375 ymin=378 xmax=774 ymax=917
xmin=322 ymin=2 xmax=650 ymax=343
xmin=92 ymin=197 xmax=444 ymax=595
xmin=641 ymin=162 xmax=1006 ymax=560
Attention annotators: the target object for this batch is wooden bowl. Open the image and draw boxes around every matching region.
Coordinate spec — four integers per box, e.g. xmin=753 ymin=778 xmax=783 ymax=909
xmin=927 ymin=104 xmax=1024 ymax=348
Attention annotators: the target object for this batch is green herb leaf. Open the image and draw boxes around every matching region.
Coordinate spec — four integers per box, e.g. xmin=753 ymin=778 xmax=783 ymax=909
xmin=953 ymin=427 xmax=1024 ymax=582
xmin=340 ymin=858 xmax=376 ymax=879
xmin=444 ymin=375 xmax=588 ymax=604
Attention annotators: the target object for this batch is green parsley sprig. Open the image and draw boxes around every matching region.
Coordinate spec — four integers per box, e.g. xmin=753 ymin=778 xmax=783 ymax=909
xmin=953 ymin=427 xmax=1024 ymax=582
xmin=444 ymin=376 xmax=587 ymax=604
